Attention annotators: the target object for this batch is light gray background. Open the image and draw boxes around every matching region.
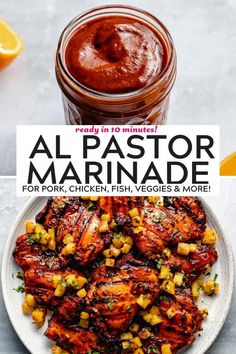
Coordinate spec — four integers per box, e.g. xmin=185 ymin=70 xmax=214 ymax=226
xmin=0 ymin=0 xmax=236 ymax=175
xmin=0 ymin=178 xmax=235 ymax=354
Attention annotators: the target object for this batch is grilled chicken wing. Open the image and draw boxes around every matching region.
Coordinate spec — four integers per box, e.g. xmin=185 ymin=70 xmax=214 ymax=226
xmin=87 ymin=255 xmax=160 ymax=340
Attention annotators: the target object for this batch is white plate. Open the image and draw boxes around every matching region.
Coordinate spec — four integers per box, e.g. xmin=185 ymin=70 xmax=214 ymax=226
xmin=1 ymin=197 xmax=234 ymax=354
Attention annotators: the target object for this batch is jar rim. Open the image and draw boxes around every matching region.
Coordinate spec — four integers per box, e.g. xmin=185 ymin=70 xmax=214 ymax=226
xmin=56 ymin=4 xmax=177 ymax=104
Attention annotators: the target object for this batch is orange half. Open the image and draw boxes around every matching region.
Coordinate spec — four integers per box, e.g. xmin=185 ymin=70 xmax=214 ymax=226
xmin=220 ymin=152 xmax=236 ymax=176
xmin=0 ymin=19 xmax=23 ymax=70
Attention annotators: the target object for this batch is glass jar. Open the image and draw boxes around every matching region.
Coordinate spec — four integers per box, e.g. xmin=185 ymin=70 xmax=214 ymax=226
xmin=55 ymin=5 xmax=177 ymax=125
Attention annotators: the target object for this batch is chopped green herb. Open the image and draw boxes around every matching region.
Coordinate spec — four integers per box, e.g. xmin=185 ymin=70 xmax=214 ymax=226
xmin=87 ymin=202 xmax=94 ymax=210
xmin=16 ymin=272 xmax=24 ymax=280
xmin=156 ymin=258 xmax=163 ymax=270
xmin=214 ymin=274 xmax=218 ymax=283
xmin=148 ymin=344 xmax=159 ymax=353
xmin=158 ymin=295 xmax=171 ymax=303
xmin=87 ymin=350 xmax=101 ymax=354
xmin=13 ymin=284 xmax=25 ymax=293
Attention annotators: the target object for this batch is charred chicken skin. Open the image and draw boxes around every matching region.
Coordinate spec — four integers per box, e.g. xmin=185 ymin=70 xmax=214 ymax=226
xmin=13 ymin=196 xmax=219 ymax=354
xmin=87 ymin=255 xmax=160 ymax=340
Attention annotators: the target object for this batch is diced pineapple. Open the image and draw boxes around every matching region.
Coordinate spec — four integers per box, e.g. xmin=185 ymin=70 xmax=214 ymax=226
xmin=80 ymin=311 xmax=90 ymax=320
xmin=65 ymin=274 xmax=77 ymax=287
xmin=110 ymin=245 xmax=121 ymax=258
xmin=202 ymin=229 xmax=217 ymax=245
xmin=132 ymin=216 xmax=143 ymax=227
xmin=90 ymin=196 xmax=99 ymax=201
xmin=177 ymin=243 xmax=190 ymax=256
xmin=129 ymin=323 xmax=140 ymax=333
xmin=163 ymin=248 xmax=171 ymax=258
xmin=105 ymin=258 xmax=115 ymax=267
xmin=204 ymin=280 xmax=219 ymax=296
xmin=148 ymin=196 xmax=160 ymax=204
xmin=138 ymin=328 xmax=151 ymax=339
xmin=159 ymin=266 xmax=172 ymax=279
xmin=149 ymin=306 xmax=160 ymax=315
xmin=121 ymin=243 xmax=132 ymax=254
xmin=54 ymin=283 xmax=66 ymax=297
xmin=173 ymin=272 xmax=184 ymax=286
xmin=201 ymin=308 xmax=209 ymax=319
xmin=99 ymin=220 xmax=109 ymax=233
xmin=189 ymin=243 xmax=197 ymax=252
xmin=81 ymin=196 xmax=90 ymax=200
xmin=40 ymin=232 xmax=51 ymax=246
xmin=112 ymin=234 xmax=123 ymax=248
xmin=77 ymin=288 xmax=87 ymax=298
xmin=32 ymin=308 xmax=46 ymax=326
xmin=25 ymin=294 xmax=35 ymax=307
xmin=143 ymin=313 xmax=153 ymax=323
xmin=123 ymin=236 xmax=133 ymax=246
xmin=26 ymin=221 xmax=35 ymax=234
xmin=161 ymin=343 xmax=172 ymax=354
xmin=109 ymin=219 xmax=117 ymax=230
xmin=131 ymin=336 xmax=142 ymax=348
xmin=34 ymin=223 xmax=44 ymax=234
xmin=48 ymin=238 xmax=56 ymax=250
xmin=77 ymin=276 xmax=88 ymax=288
xmin=122 ymin=341 xmax=130 ymax=350
xmin=166 ymin=306 xmax=177 ymax=319
xmin=61 ymin=243 xmax=76 ymax=255
xmin=103 ymin=249 xmax=112 ymax=258
xmin=150 ymin=315 xmax=163 ymax=326
xmin=134 ymin=226 xmax=144 ymax=234
xmin=22 ymin=302 xmax=33 ymax=315
xmin=134 ymin=349 xmax=144 ymax=354
xmin=129 ymin=208 xmax=139 ymax=218
xmin=137 ymin=294 xmax=151 ymax=309
xmin=162 ymin=280 xmax=175 ymax=295
xmin=63 ymin=234 xmax=74 ymax=244
xmin=192 ymin=279 xmax=203 ymax=298
xmin=79 ymin=319 xmax=89 ymax=328
xmin=101 ymin=213 xmax=111 ymax=222
xmin=52 ymin=275 xmax=61 ymax=288
xmin=120 ymin=332 xmax=133 ymax=341
xmin=51 ymin=344 xmax=65 ymax=354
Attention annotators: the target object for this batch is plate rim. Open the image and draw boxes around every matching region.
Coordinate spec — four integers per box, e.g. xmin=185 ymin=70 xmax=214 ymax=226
xmin=1 ymin=196 xmax=235 ymax=354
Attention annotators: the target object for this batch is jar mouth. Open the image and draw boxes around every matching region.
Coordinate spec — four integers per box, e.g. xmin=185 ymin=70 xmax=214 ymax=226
xmin=56 ymin=4 xmax=176 ymax=103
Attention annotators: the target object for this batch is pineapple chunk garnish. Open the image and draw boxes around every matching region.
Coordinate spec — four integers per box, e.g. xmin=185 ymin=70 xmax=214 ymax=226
xmin=159 ymin=266 xmax=172 ymax=279
xmin=80 ymin=311 xmax=89 ymax=320
xmin=129 ymin=208 xmax=139 ymax=218
xmin=105 ymin=258 xmax=115 ymax=267
xmin=163 ymin=247 xmax=171 ymax=258
xmin=166 ymin=306 xmax=177 ymax=319
xmin=177 ymin=243 xmax=190 ymax=256
xmin=51 ymin=344 xmax=69 ymax=354
xmin=131 ymin=336 xmax=142 ymax=348
xmin=202 ymin=229 xmax=217 ymax=245
xmin=161 ymin=343 xmax=172 ymax=354
xmin=192 ymin=279 xmax=204 ymax=298
xmin=63 ymin=234 xmax=74 ymax=244
xmin=61 ymin=242 xmax=76 ymax=255
xmin=110 ymin=245 xmax=121 ymax=257
xmin=103 ymin=249 xmax=112 ymax=258
xmin=25 ymin=221 xmax=35 ymax=234
xmin=134 ymin=349 xmax=144 ymax=354
xmin=138 ymin=328 xmax=151 ymax=339
xmin=162 ymin=280 xmax=175 ymax=295
xmin=134 ymin=226 xmax=144 ymax=234
xmin=77 ymin=288 xmax=87 ymax=298
xmin=90 ymin=196 xmax=99 ymax=201
xmin=122 ymin=341 xmax=130 ymax=350
xmin=129 ymin=323 xmax=140 ymax=333
xmin=25 ymin=294 xmax=35 ymax=307
xmin=204 ymin=279 xmax=219 ymax=296
xmin=112 ymin=234 xmax=123 ymax=248
xmin=32 ymin=308 xmax=46 ymax=326
xmin=54 ymin=283 xmax=66 ymax=297
xmin=173 ymin=272 xmax=184 ymax=286
xmin=101 ymin=213 xmax=111 ymax=222
xmin=79 ymin=319 xmax=89 ymax=328
xmin=189 ymin=243 xmax=197 ymax=252
xmin=148 ymin=196 xmax=160 ymax=204
xmin=120 ymin=332 xmax=133 ymax=341
xmin=132 ymin=216 xmax=143 ymax=227
xmin=65 ymin=274 xmax=77 ymax=287
xmin=99 ymin=220 xmax=109 ymax=233
xmin=22 ymin=302 xmax=34 ymax=315
xmin=77 ymin=276 xmax=88 ymax=288
xmin=137 ymin=294 xmax=151 ymax=309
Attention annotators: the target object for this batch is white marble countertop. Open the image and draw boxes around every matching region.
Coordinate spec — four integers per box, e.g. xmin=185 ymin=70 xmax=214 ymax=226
xmin=0 ymin=178 xmax=235 ymax=354
xmin=0 ymin=0 xmax=236 ymax=175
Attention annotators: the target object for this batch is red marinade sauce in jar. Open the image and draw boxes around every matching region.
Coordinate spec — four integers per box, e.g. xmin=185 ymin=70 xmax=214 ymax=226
xmin=65 ymin=16 xmax=168 ymax=94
